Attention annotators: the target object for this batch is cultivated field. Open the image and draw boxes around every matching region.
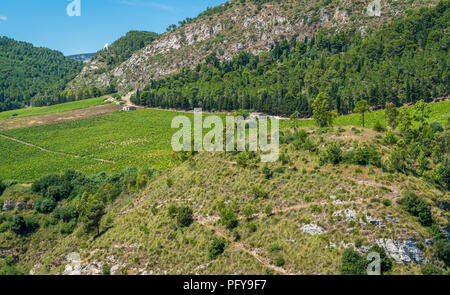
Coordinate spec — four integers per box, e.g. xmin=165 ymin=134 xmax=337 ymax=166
xmin=0 ymin=97 xmax=109 ymax=121
xmin=0 ymin=100 xmax=448 ymax=183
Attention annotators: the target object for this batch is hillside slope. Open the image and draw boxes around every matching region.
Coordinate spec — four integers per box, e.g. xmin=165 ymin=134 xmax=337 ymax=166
xmin=0 ymin=37 xmax=83 ymax=111
xmin=0 ymin=101 xmax=448 ymax=275
xmin=68 ymin=0 xmax=441 ymax=92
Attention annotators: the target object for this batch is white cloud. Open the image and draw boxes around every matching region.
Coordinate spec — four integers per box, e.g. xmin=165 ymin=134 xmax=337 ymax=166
xmin=0 ymin=14 xmax=7 ymax=21
xmin=117 ymin=0 xmax=174 ymax=12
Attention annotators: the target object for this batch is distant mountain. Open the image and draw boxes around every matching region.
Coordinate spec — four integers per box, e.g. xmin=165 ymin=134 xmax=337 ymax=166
xmin=67 ymin=53 xmax=96 ymax=63
xmin=0 ymin=37 xmax=83 ymax=112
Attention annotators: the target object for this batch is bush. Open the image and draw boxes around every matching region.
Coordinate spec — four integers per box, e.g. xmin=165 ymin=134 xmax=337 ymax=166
xmin=0 ymin=256 xmax=24 ymax=275
xmin=430 ymin=122 xmax=444 ymax=133
xmin=420 ymin=263 xmax=443 ymax=275
xmin=216 ymin=200 xmax=238 ymax=230
xmin=262 ymin=164 xmax=273 ymax=179
xmin=0 ymin=179 xmax=5 ymax=196
xmin=53 ymin=206 xmax=78 ymax=222
xmin=325 ymin=142 xmax=342 ymax=165
xmin=383 ymin=131 xmax=398 ymax=145
xmin=382 ymin=199 xmax=391 ymax=207
xmin=32 ymin=174 xmax=62 ymax=194
xmin=34 ymin=197 xmax=57 ymax=214
xmin=435 ymin=239 xmax=450 ymax=266
xmin=401 ymin=191 xmax=433 ymax=227
xmin=353 ymin=145 xmax=380 ymax=166
xmin=251 ymin=185 xmax=268 ymax=199
xmin=10 ymin=215 xmax=39 ymax=235
xmin=60 ymin=220 xmax=77 ymax=235
xmin=275 ymin=257 xmax=285 ymax=267
xmin=176 ymin=206 xmax=193 ymax=228
xmin=366 ymin=245 xmax=392 ymax=274
xmin=248 ymin=222 xmax=257 ymax=232
xmin=45 ymin=186 xmax=65 ymax=201
xmin=242 ymin=204 xmax=257 ymax=219
xmin=279 ymin=153 xmax=290 ymax=165
xmin=373 ymin=120 xmax=386 ymax=132
xmin=237 ymin=152 xmax=248 ymax=167
xmin=209 ymin=237 xmax=226 ymax=260
xmin=340 ymin=247 xmax=367 ymax=275
xmin=432 ymin=157 xmax=450 ymax=190
xmin=102 ymin=264 xmax=111 ymax=275
xmin=167 ymin=204 xmax=178 ymax=217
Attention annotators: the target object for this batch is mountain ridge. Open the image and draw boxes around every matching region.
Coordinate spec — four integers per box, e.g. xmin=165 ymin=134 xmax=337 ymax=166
xmin=67 ymin=0 xmax=442 ymax=92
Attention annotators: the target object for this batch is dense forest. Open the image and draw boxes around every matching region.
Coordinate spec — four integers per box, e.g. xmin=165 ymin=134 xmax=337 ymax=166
xmin=0 ymin=37 xmax=84 ymax=112
xmin=132 ymin=1 xmax=449 ymax=116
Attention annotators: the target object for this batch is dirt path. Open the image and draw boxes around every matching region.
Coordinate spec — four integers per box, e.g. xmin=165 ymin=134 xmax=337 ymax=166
xmin=196 ymin=218 xmax=295 ymax=275
xmin=0 ymin=133 xmax=114 ymax=163
xmin=123 ymin=91 xmax=136 ymax=107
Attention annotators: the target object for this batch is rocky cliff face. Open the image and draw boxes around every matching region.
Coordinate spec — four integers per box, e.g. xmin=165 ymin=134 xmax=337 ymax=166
xmin=68 ymin=0 xmax=440 ymax=92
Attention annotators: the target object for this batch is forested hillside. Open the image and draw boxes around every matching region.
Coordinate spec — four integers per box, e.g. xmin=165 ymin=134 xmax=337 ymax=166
xmin=0 ymin=37 xmax=83 ymax=112
xmin=69 ymin=0 xmax=442 ymax=94
xmin=132 ymin=1 xmax=449 ymax=116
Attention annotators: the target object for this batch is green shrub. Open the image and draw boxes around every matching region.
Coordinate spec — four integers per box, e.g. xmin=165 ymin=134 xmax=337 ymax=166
xmin=383 ymin=131 xmax=398 ymax=145
xmin=216 ymin=200 xmax=238 ymax=230
xmin=325 ymin=142 xmax=342 ymax=165
xmin=102 ymin=264 xmax=111 ymax=275
xmin=10 ymin=215 xmax=39 ymax=236
xmin=237 ymin=152 xmax=248 ymax=167
xmin=60 ymin=220 xmax=77 ymax=235
xmin=435 ymin=239 xmax=450 ymax=266
xmin=264 ymin=204 xmax=273 ymax=215
xmin=366 ymin=245 xmax=392 ymax=274
xmin=251 ymin=185 xmax=268 ymax=199
xmin=340 ymin=247 xmax=367 ymax=275
xmin=0 ymin=178 xmax=5 ymax=196
xmin=275 ymin=257 xmax=285 ymax=267
xmin=209 ymin=237 xmax=226 ymax=260
xmin=242 ymin=203 xmax=257 ymax=219
xmin=262 ymin=164 xmax=273 ymax=179
xmin=430 ymin=122 xmax=443 ymax=133
xmin=248 ymin=222 xmax=257 ymax=232
xmin=401 ymin=191 xmax=433 ymax=226
xmin=420 ymin=263 xmax=443 ymax=275
xmin=53 ymin=206 xmax=78 ymax=222
xmin=167 ymin=204 xmax=178 ymax=217
xmin=34 ymin=197 xmax=57 ymax=214
xmin=176 ymin=206 xmax=193 ymax=228
xmin=382 ymin=199 xmax=391 ymax=207
xmin=373 ymin=120 xmax=386 ymax=132
xmin=353 ymin=145 xmax=380 ymax=166
xmin=0 ymin=256 xmax=24 ymax=275
xmin=279 ymin=153 xmax=290 ymax=165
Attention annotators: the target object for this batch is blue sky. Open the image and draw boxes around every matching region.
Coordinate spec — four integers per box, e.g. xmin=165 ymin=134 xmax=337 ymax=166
xmin=0 ymin=0 xmax=226 ymax=55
